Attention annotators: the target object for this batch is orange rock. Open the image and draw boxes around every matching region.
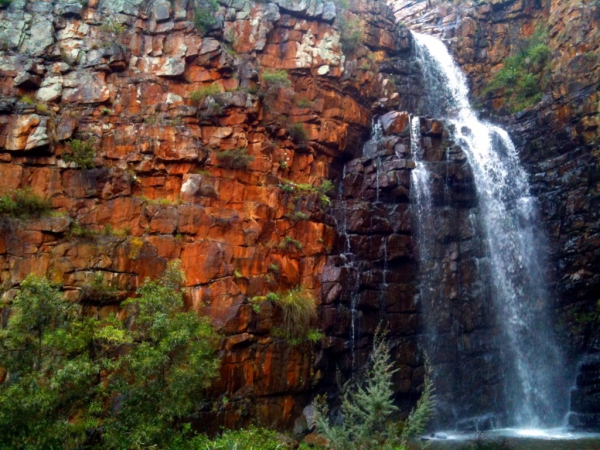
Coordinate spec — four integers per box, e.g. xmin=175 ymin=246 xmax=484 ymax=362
xmin=0 ymin=164 xmax=23 ymax=195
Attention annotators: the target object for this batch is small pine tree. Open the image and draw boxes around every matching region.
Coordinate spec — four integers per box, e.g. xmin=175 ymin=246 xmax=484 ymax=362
xmin=314 ymin=329 xmax=435 ymax=450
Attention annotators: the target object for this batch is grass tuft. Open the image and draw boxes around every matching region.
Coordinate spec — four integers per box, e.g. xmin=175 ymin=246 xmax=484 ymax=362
xmin=216 ymin=148 xmax=254 ymax=170
xmin=0 ymin=189 xmax=52 ymax=219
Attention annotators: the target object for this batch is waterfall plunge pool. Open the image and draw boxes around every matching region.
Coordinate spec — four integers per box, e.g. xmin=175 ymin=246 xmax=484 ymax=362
xmin=414 ymin=428 xmax=600 ymax=449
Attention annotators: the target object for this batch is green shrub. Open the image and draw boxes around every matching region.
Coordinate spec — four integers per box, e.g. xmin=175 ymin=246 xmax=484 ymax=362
xmin=279 ymin=178 xmax=333 ymax=208
xmin=307 ymin=328 xmax=324 ymax=343
xmin=191 ymin=426 xmax=295 ymax=449
xmin=0 ymin=189 xmax=51 ymax=218
xmin=279 ymin=235 xmax=303 ymax=251
xmin=483 ymin=28 xmax=551 ymax=112
xmin=69 ymin=221 xmax=98 ymax=239
xmin=190 ymin=83 xmax=223 ymax=106
xmin=0 ymin=0 xmax=12 ymax=7
xmin=63 ymin=138 xmax=97 ymax=169
xmin=288 ymin=122 xmax=307 ymax=143
xmin=260 ymin=69 xmax=292 ymax=109
xmin=296 ymin=98 xmax=313 ymax=108
xmin=80 ymin=272 xmax=119 ymax=303
xmin=262 ymin=69 xmax=291 ymax=89
xmin=314 ymin=330 xmax=435 ymax=450
xmin=338 ymin=15 xmax=363 ymax=55
xmin=194 ymin=0 xmax=219 ymax=35
xmin=100 ymin=19 xmax=126 ymax=35
xmin=216 ymin=147 xmax=255 ymax=170
xmin=0 ymin=262 xmax=220 ymax=449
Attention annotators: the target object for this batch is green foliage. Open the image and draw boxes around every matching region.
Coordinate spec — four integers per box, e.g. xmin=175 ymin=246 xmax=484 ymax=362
xmin=100 ymin=20 xmax=126 ymax=36
xmin=0 ymin=188 xmax=52 ymax=218
xmin=20 ymin=94 xmax=34 ymax=104
xmin=338 ymin=15 xmax=363 ymax=55
xmin=194 ymin=426 xmax=293 ymax=449
xmin=296 ymin=99 xmax=313 ymax=108
xmin=294 ymin=211 xmax=309 ymax=221
xmin=267 ymin=292 xmax=280 ymax=302
xmin=0 ymin=275 xmax=97 ymax=449
xmin=36 ymin=102 xmax=48 ymax=113
xmin=259 ymin=69 xmax=292 ymax=109
xmin=401 ymin=358 xmax=435 ymax=443
xmin=262 ymin=69 xmax=291 ymax=89
xmin=483 ymin=28 xmax=551 ymax=112
xmin=314 ymin=330 xmax=435 ymax=450
xmin=194 ymin=0 xmax=219 ymax=35
xmin=279 ymin=235 xmax=303 ymax=251
xmin=576 ymin=299 xmax=600 ymax=325
xmin=216 ymin=147 xmax=255 ymax=170
xmin=80 ymin=272 xmax=119 ymax=303
xmin=137 ymin=195 xmax=182 ymax=206
xmin=306 ymin=328 xmax=324 ymax=343
xmin=0 ymin=0 xmax=12 ymax=7
xmin=287 ymin=122 xmax=308 ymax=143
xmin=101 ymin=107 xmax=111 ymax=115
xmin=190 ymin=83 xmax=223 ymax=106
xmin=279 ymin=179 xmax=333 ymax=208
xmin=0 ymin=262 xmax=221 ymax=450
xmin=69 ymin=221 xmax=98 ymax=239
xmin=63 ymin=138 xmax=97 ymax=169
xmin=273 ymin=286 xmax=317 ymax=341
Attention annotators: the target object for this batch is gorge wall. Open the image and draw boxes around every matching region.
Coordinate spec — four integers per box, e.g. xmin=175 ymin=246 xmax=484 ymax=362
xmin=1 ymin=0 xmax=599 ymax=433
xmin=0 ymin=0 xmax=425 ymax=430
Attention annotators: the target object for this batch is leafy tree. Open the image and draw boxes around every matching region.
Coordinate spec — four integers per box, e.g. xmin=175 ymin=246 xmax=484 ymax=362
xmin=0 ymin=261 xmax=220 ymax=450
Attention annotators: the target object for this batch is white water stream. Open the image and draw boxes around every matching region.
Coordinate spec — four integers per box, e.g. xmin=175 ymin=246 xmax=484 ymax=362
xmin=410 ymin=32 xmax=568 ymax=428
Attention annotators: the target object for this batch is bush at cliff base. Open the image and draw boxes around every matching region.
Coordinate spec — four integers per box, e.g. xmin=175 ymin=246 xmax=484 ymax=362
xmin=0 ymin=262 xmax=220 ymax=450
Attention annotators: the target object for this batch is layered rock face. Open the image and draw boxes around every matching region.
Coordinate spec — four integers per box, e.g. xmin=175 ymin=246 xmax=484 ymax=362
xmin=2 ymin=0 xmax=599 ymax=432
xmin=0 ymin=0 xmax=421 ymax=428
xmin=395 ymin=0 xmax=600 ymax=428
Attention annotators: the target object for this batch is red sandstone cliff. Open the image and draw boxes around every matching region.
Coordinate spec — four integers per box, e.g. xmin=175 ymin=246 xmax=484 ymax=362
xmin=0 ymin=0 xmax=411 ymax=428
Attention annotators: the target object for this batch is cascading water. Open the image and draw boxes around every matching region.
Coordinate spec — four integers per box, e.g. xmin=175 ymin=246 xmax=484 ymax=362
xmin=410 ymin=32 xmax=568 ymax=428
xmin=338 ymin=121 xmax=385 ymax=374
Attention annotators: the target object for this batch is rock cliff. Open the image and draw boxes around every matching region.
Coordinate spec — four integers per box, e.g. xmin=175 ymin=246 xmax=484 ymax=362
xmin=0 ymin=0 xmax=420 ymax=429
xmin=1 ymin=0 xmax=599 ymax=432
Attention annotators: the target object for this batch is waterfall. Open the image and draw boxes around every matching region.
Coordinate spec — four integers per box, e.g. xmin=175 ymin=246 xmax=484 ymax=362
xmin=410 ymin=32 xmax=568 ymax=428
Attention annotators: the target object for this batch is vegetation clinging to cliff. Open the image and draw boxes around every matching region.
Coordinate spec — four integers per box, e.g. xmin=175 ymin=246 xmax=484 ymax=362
xmin=193 ymin=0 xmax=219 ymax=36
xmin=63 ymin=138 xmax=97 ymax=169
xmin=216 ymin=147 xmax=255 ymax=169
xmin=483 ymin=28 xmax=551 ymax=112
xmin=0 ymin=188 xmax=52 ymax=218
xmin=338 ymin=14 xmax=364 ymax=54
